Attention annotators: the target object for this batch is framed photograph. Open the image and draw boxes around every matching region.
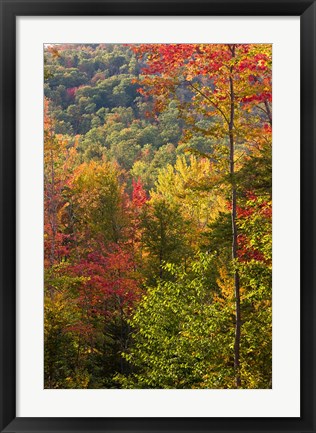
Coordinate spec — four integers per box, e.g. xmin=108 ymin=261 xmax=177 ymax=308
xmin=0 ymin=1 xmax=315 ymax=432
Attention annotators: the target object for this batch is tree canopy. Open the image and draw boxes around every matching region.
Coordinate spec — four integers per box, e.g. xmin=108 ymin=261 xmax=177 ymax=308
xmin=44 ymin=43 xmax=272 ymax=389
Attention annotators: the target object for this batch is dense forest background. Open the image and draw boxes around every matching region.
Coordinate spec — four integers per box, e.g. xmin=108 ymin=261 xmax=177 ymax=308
xmin=44 ymin=43 xmax=272 ymax=389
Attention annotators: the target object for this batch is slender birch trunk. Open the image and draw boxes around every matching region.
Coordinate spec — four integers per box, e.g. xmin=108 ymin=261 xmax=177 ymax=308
xmin=228 ymin=44 xmax=241 ymax=388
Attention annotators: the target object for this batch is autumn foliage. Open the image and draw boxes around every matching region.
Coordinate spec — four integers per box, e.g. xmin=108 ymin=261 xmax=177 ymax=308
xmin=44 ymin=43 xmax=272 ymax=389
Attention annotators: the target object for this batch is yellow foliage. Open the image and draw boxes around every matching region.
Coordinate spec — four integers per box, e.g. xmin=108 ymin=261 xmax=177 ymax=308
xmin=215 ymin=266 xmax=234 ymax=303
xmin=153 ymin=155 xmax=226 ymax=229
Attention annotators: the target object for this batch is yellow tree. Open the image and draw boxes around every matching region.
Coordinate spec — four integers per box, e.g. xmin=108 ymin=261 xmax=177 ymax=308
xmin=152 ymin=155 xmax=226 ymax=249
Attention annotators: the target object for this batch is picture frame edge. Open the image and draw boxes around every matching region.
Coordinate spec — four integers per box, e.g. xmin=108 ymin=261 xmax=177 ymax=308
xmin=0 ymin=1 xmax=315 ymax=432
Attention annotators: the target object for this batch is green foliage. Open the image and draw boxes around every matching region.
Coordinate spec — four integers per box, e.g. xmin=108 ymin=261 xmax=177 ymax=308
xmin=117 ymin=255 xmax=236 ymax=389
xmin=44 ymin=44 xmax=183 ymax=187
xmin=140 ymin=198 xmax=192 ymax=283
xmin=44 ymin=279 xmax=90 ymax=389
xmin=236 ymin=143 xmax=272 ymax=196
xmin=44 ymin=43 xmax=272 ymax=390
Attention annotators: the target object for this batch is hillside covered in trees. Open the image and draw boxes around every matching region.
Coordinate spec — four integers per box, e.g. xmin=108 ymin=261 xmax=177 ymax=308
xmin=44 ymin=43 xmax=272 ymax=389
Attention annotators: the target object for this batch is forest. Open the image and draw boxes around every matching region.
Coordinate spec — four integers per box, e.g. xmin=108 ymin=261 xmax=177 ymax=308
xmin=44 ymin=43 xmax=272 ymax=389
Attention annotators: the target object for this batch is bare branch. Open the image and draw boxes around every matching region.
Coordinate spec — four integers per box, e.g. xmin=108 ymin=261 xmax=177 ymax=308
xmin=186 ymin=81 xmax=230 ymax=125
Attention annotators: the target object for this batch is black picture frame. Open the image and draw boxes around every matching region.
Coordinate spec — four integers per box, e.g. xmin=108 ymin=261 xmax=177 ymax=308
xmin=0 ymin=1 xmax=315 ymax=432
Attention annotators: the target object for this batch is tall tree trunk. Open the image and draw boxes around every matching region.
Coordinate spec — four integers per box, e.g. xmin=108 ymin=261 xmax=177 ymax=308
xmin=228 ymin=44 xmax=241 ymax=388
xmin=264 ymin=99 xmax=272 ymax=126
